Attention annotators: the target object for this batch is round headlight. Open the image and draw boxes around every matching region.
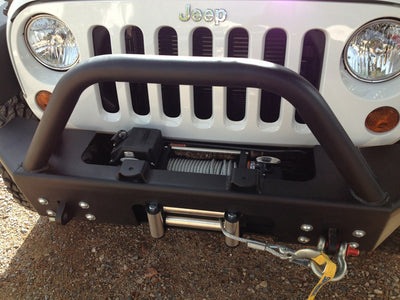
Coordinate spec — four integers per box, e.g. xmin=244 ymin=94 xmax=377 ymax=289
xmin=24 ymin=14 xmax=79 ymax=71
xmin=344 ymin=19 xmax=400 ymax=82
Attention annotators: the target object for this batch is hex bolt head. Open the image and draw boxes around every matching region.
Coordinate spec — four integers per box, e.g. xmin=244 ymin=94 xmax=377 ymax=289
xmin=352 ymin=230 xmax=366 ymax=238
xmin=79 ymin=201 xmax=90 ymax=209
xmin=349 ymin=242 xmax=360 ymax=249
xmin=300 ymin=224 xmax=313 ymax=232
xmin=46 ymin=210 xmax=56 ymax=217
xmin=225 ymin=211 xmax=239 ymax=223
xmin=38 ymin=198 xmax=48 ymax=205
xmin=147 ymin=203 xmax=160 ymax=214
xmin=85 ymin=214 xmax=96 ymax=221
xmin=298 ymin=236 xmax=310 ymax=244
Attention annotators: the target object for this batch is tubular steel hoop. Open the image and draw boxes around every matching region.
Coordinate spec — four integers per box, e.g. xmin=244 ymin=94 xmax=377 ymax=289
xmin=22 ymin=54 xmax=388 ymax=205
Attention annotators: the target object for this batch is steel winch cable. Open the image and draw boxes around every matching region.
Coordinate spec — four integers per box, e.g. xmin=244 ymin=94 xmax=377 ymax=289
xmin=167 ymin=158 xmax=237 ymax=176
xmin=220 ymin=220 xmax=293 ymax=260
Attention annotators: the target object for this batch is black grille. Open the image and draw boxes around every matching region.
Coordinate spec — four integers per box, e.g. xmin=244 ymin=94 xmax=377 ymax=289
xmin=193 ymin=28 xmax=213 ymax=120
xmin=92 ymin=26 xmax=119 ymax=113
xmin=158 ymin=27 xmax=180 ymax=118
xmin=114 ymin=25 xmax=327 ymax=128
xmin=227 ymin=28 xmax=249 ymax=122
xmin=261 ymin=29 xmax=287 ymax=123
xmin=296 ymin=29 xmax=326 ymax=123
xmin=125 ymin=26 xmax=149 ymax=116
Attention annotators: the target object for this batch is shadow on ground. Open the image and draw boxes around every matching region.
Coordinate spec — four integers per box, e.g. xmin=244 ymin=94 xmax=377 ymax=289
xmin=0 ymin=217 xmax=399 ymax=299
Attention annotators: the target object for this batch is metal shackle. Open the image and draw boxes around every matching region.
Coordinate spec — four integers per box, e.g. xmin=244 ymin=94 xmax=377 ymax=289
xmin=310 ymin=241 xmax=348 ymax=282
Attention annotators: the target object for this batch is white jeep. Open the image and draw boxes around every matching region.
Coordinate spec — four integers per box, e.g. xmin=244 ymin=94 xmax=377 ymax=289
xmin=0 ymin=0 xmax=400 ymax=266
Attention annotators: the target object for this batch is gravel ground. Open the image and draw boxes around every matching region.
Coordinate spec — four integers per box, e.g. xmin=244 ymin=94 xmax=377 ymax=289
xmin=0 ymin=176 xmax=399 ymax=300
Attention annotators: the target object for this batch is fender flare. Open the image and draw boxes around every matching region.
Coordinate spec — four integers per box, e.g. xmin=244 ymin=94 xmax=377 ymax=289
xmin=0 ymin=3 xmax=21 ymax=104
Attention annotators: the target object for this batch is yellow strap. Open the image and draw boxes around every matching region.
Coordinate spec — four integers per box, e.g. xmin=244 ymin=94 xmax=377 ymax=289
xmin=307 ymin=253 xmax=337 ymax=300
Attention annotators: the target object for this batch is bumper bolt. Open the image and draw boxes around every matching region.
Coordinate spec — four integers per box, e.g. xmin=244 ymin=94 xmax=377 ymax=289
xmin=38 ymin=198 xmax=48 ymax=205
xmin=79 ymin=201 xmax=90 ymax=209
xmin=85 ymin=214 xmax=96 ymax=221
xmin=352 ymin=230 xmax=366 ymax=238
xmin=46 ymin=210 xmax=56 ymax=217
xmin=298 ymin=236 xmax=310 ymax=244
xmin=349 ymin=242 xmax=359 ymax=249
xmin=300 ymin=224 xmax=313 ymax=232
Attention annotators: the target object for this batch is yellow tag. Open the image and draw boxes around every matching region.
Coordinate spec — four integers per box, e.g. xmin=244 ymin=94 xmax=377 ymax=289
xmin=307 ymin=253 xmax=337 ymax=300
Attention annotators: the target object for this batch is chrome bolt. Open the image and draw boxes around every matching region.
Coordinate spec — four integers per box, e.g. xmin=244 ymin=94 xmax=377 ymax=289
xmin=46 ymin=210 xmax=56 ymax=217
xmin=85 ymin=214 xmax=96 ymax=221
xmin=349 ymin=242 xmax=360 ymax=249
xmin=38 ymin=198 xmax=48 ymax=205
xmin=79 ymin=201 xmax=90 ymax=209
xmin=147 ymin=203 xmax=160 ymax=214
xmin=352 ymin=230 xmax=366 ymax=238
xmin=300 ymin=224 xmax=313 ymax=232
xmin=298 ymin=236 xmax=310 ymax=244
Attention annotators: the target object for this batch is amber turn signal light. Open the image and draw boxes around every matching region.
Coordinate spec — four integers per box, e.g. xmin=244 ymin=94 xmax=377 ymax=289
xmin=365 ymin=106 xmax=399 ymax=133
xmin=35 ymin=90 xmax=52 ymax=110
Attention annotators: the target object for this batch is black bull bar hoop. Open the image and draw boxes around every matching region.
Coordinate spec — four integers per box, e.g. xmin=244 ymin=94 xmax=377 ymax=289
xmin=23 ymin=54 xmax=388 ymax=206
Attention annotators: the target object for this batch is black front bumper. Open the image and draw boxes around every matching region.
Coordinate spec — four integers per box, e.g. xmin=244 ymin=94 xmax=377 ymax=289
xmin=1 ymin=55 xmax=399 ymax=250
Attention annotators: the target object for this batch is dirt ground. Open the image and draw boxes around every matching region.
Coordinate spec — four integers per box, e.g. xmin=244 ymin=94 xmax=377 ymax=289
xmin=0 ymin=178 xmax=399 ymax=300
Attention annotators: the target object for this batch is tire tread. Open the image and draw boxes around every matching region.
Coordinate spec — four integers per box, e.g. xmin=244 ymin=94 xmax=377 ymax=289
xmin=0 ymin=94 xmax=37 ymax=211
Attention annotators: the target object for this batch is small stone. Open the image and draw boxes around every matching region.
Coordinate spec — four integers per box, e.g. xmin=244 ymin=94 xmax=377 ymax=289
xmin=369 ymin=280 xmax=376 ymax=284
xmin=259 ymin=281 xmax=268 ymax=288
xmin=144 ymin=267 xmax=158 ymax=278
xmin=20 ymin=228 xmax=28 ymax=234
xmin=91 ymin=248 xmax=96 ymax=253
xmin=374 ymin=289 xmax=383 ymax=295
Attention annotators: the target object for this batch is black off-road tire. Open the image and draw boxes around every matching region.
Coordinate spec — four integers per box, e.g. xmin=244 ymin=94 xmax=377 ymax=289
xmin=0 ymin=164 xmax=36 ymax=211
xmin=0 ymin=93 xmax=36 ymax=127
xmin=0 ymin=93 xmax=37 ymax=211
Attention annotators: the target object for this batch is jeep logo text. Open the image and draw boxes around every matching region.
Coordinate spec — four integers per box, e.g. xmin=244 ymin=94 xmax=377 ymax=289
xmin=179 ymin=4 xmax=227 ymax=25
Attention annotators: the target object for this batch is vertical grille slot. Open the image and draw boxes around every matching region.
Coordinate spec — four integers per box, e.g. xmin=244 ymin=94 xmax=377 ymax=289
xmin=296 ymin=29 xmax=326 ymax=123
xmin=227 ymin=28 xmax=249 ymax=122
xmin=158 ymin=27 xmax=180 ymax=118
xmin=92 ymin=26 xmax=119 ymax=113
xmin=261 ymin=29 xmax=287 ymax=123
xmin=193 ymin=28 xmax=213 ymax=120
xmin=125 ymin=26 xmax=149 ymax=115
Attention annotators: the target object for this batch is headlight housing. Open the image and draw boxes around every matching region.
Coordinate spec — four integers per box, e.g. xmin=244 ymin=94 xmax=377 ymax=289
xmin=24 ymin=14 xmax=79 ymax=71
xmin=344 ymin=19 xmax=400 ymax=83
